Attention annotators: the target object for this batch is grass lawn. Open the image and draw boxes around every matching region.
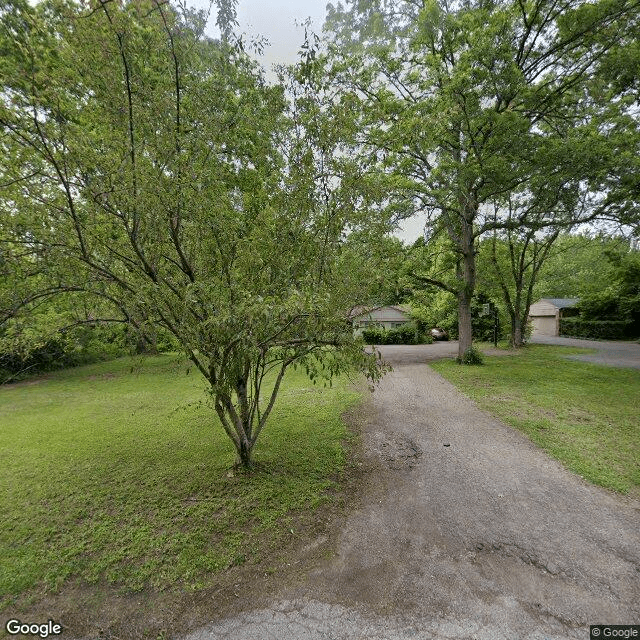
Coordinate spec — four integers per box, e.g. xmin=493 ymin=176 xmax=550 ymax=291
xmin=431 ymin=344 xmax=640 ymax=498
xmin=0 ymin=354 xmax=362 ymax=610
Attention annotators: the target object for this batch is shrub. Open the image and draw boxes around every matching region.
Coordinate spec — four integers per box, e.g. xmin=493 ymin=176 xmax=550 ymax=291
xmin=361 ymin=324 xmax=433 ymax=345
xmin=361 ymin=326 xmax=386 ymax=344
xmin=0 ymin=322 xmax=180 ymax=384
xmin=421 ymin=332 xmax=434 ymax=345
xmin=456 ymin=346 xmax=484 ymax=365
xmin=560 ymin=318 xmax=636 ymax=340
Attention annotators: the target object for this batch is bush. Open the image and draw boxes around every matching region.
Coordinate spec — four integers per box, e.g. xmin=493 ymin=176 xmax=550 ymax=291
xmin=0 ymin=325 xmax=124 ymax=383
xmin=0 ymin=322 xmax=179 ymax=384
xmin=560 ymin=318 xmax=636 ymax=340
xmin=456 ymin=346 xmax=484 ymax=365
xmin=0 ymin=336 xmax=67 ymax=383
xmin=361 ymin=326 xmax=386 ymax=344
xmin=361 ymin=324 xmax=433 ymax=345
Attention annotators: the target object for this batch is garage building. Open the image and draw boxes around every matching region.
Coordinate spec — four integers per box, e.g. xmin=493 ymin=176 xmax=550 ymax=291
xmin=528 ymin=298 xmax=579 ymax=338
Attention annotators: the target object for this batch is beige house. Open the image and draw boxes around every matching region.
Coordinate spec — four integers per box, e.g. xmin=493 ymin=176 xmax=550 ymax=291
xmin=350 ymin=305 xmax=412 ymax=336
xmin=528 ymin=298 xmax=579 ymax=337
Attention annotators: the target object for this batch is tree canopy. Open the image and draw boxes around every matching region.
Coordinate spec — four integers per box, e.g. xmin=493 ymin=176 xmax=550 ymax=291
xmin=0 ymin=0 xmax=385 ymax=467
xmin=324 ymin=0 xmax=640 ymax=356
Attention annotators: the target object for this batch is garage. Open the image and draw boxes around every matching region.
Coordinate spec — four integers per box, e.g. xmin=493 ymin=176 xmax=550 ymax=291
xmin=528 ymin=298 xmax=579 ymax=338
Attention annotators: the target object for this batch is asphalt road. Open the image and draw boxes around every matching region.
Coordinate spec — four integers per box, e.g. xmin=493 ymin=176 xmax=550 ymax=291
xmin=529 ymin=335 xmax=640 ymax=369
xmin=183 ymin=345 xmax=640 ymax=640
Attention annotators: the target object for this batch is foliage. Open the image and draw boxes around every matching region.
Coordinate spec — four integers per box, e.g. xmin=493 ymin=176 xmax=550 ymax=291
xmin=361 ymin=324 xmax=432 ymax=345
xmin=575 ymin=248 xmax=640 ymax=331
xmin=433 ymin=346 xmax=640 ymax=497
xmin=324 ymin=0 xmax=637 ymax=359
xmin=409 ymin=287 xmax=507 ymax=343
xmin=409 ymin=288 xmax=459 ymax=338
xmin=0 ymin=319 xmax=179 ymax=383
xmin=338 ymin=232 xmax=411 ymax=306
xmin=477 ymin=228 xmax=561 ymax=347
xmin=560 ymin=318 xmax=636 ymax=340
xmin=536 ymin=233 xmax=632 ymax=299
xmin=456 ymin=346 xmax=484 ymax=366
xmin=469 ymin=294 xmax=500 ymax=344
xmin=0 ymin=324 xmax=123 ymax=383
xmin=0 ymin=0 xmax=384 ymax=466
xmin=0 ymin=355 xmax=361 ymax=612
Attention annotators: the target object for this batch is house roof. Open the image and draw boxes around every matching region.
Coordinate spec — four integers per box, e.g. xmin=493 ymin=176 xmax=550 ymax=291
xmin=540 ymin=298 xmax=579 ymax=309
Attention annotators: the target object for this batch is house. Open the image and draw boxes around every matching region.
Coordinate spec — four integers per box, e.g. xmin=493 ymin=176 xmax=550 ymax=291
xmin=528 ymin=298 xmax=579 ymax=337
xmin=350 ymin=305 xmax=412 ymax=336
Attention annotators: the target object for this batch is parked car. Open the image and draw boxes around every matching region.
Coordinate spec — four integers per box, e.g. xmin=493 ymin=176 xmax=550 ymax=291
xmin=430 ymin=327 xmax=449 ymax=341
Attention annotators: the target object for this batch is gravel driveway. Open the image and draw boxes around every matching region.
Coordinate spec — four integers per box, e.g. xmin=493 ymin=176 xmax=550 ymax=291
xmin=184 ymin=345 xmax=640 ymax=640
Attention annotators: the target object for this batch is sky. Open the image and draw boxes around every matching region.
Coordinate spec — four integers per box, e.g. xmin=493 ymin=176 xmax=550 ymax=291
xmin=199 ymin=0 xmax=425 ymax=244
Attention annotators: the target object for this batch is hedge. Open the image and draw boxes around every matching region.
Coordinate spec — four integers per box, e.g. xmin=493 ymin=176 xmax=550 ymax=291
xmin=559 ymin=318 xmax=636 ymax=340
xmin=361 ymin=325 xmax=433 ymax=345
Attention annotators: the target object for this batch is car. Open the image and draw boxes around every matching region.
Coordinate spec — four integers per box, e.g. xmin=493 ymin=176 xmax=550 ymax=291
xmin=430 ymin=327 xmax=449 ymax=341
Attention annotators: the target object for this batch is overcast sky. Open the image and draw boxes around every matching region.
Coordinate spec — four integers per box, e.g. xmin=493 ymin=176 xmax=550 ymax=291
xmin=199 ymin=0 xmax=425 ymax=244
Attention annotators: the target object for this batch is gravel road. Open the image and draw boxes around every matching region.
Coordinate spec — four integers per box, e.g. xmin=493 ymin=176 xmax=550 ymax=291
xmin=183 ymin=345 xmax=640 ymax=640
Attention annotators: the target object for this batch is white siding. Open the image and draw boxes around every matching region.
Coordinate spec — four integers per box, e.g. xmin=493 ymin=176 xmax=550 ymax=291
xmin=352 ymin=307 xmax=411 ymax=336
xmin=529 ymin=301 xmax=558 ymax=316
xmin=353 ymin=308 xmax=408 ymax=323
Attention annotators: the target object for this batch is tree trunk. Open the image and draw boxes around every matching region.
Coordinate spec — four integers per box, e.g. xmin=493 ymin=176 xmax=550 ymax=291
xmin=213 ymin=363 xmax=289 ymax=471
xmin=235 ymin=438 xmax=254 ymax=469
xmin=511 ymin=315 xmax=524 ymax=348
xmin=458 ymin=290 xmax=473 ymax=358
xmin=457 ymin=219 xmax=476 ymax=361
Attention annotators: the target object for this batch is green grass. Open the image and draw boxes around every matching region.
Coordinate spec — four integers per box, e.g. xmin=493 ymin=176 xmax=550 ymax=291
xmin=0 ymin=354 xmax=362 ymax=606
xmin=431 ymin=345 xmax=640 ymax=497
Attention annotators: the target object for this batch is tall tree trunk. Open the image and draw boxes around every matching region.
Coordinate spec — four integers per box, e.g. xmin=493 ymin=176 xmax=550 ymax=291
xmin=511 ymin=314 xmax=524 ymax=348
xmin=457 ymin=218 xmax=476 ymax=360
xmin=458 ymin=290 xmax=473 ymax=358
xmin=511 ymin=291 xmax=525 ymax=348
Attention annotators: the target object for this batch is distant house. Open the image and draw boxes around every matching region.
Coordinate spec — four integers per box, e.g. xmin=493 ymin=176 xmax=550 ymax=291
xmin=350 ymin=305 xmax=412 ymax=336
xmin=528 ymin=298 xmax=579 ymax=337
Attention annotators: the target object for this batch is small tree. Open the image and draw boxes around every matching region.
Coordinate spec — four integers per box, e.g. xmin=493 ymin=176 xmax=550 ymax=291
xmin=479 ymin=229 xmax=558 ymax=347
xmin=0 ymin=0 xmax=384 ymax=467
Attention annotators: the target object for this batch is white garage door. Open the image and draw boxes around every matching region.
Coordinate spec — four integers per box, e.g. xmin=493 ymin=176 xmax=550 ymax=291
xmin=530 ymin=315 xmax=557 ymax=337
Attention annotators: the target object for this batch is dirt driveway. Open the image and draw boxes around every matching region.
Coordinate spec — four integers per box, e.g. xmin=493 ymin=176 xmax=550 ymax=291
xmin=183 ymin=346 xmax=640 ymax=640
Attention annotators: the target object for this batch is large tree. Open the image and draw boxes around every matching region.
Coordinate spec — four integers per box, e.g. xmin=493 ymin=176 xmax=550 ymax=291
xmin=536 ymin=232 xmax=632 ymax=298
xmin=0 ymin=0 xmax=384 ymax=467
xmin=324 ymin=0 xmax=639 ymax=359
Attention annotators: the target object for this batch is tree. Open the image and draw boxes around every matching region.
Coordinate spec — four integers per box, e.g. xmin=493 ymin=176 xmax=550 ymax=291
xmin=583 ymin=6 xmax=640 ymax=232
xmin=536 ymin=233 xmax=631 ymax=299
xmin=324 ymin=0 xmax=639 ymax=359
xmin=477 ymin=227 xmax=559 ymax=347
xmin=0 ymin=0 xmax=384 ymax=467
xmin=577 ymin=247 xmax=640 ymax=332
